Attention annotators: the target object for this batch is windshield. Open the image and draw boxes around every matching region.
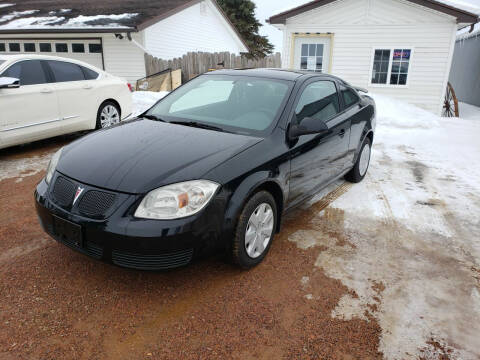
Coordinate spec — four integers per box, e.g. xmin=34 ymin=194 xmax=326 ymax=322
xmin=146 ymin=74 xmax=292 ymax=136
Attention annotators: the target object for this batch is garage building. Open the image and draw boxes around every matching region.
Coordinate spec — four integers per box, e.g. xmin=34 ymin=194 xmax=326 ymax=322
xmin=0 ymin=0 xmax=248 ymax=83
xmin=267 ymin=0 xmax=478 ymax=114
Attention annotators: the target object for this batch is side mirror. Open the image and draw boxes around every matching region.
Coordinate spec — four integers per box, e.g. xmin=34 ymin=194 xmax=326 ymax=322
xmin=0 ymin=77 xmax=20 ymax=89
xmin=289 ymin=116 xmax=329 ymax=138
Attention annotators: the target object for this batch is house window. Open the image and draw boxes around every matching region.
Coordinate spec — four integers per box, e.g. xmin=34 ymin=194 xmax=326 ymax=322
xmin=371 ymin=48 xmax=412 ymax=86
xmin=300 ymin=43 xmax=324 ymax=72
xmin=39 ymin=43 xmax=52 ymax=52
xmin=9 ymin=43 xmax=20 ymax=52
xmin=390 ymin=49 xmax=411 ymax=85
xmin=88 ymin=43 xmax=102 ymax=53
xmin=24 ymin=43 xmax=36 ymax=52
xmin=0 ymin=43 xmax=5 ymax=52
xmin=72 ymin=43 xmax=85 ymax=53
xmin=55 ymin=43 xmax=68 ymax=53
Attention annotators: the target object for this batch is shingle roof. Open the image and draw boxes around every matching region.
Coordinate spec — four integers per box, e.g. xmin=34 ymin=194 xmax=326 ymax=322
xmin=0 ymin=0 xmax=249 ymax=53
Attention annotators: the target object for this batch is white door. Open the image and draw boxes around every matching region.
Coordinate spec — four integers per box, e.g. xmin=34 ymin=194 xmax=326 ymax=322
xmin=293 ymin=37 xmax=331 ymax=73
xmin=45 ymin=59 xmax=99 ymax=132
xmin=0 ymin=39 xmax=104 ymax=70
xmin=0 ymin=60 xmax=60 ymax=148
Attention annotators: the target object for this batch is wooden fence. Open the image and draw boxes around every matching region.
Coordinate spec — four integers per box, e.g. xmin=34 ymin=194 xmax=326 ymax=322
xmin=145 ymin=52 xmax=282 ymax=81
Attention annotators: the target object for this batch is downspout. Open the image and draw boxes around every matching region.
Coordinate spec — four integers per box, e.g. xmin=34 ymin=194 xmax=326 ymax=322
xmin=126 ymin=31 xmax=149 ymax=54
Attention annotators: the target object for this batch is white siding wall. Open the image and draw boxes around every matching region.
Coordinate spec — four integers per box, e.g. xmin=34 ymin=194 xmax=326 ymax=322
xmin=281 ymin=0 xmax=457 ymax=114
xmin=0 ymin=32 xmax=147 ymax=83
xmin=101 ymin=32 xmax=146 ymax=83
xmin=143 ymin=0 xmax=247 ymax=60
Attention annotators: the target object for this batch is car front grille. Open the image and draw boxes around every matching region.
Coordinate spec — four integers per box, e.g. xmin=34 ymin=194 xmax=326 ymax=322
xmin=111 ymin=248 xmax=194 ymax=270
xmin=52 ymin=176 xmax=76 ymax=207
xmin=50 ymin=176 xmax=117 ymax=218
xmin=78 ymin=190 xmax=116 ymax=218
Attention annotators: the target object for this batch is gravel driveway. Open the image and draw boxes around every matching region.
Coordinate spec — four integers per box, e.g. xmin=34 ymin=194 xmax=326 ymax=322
xmin=1 ymin=95 xmax=479 ymax=359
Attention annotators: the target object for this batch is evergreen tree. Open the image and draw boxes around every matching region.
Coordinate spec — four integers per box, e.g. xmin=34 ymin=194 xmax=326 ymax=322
xmin=217 ymin=0 xmax=274 ymax=59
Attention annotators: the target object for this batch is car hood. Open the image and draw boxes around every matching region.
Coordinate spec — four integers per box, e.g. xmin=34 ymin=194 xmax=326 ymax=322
xmin=57 ymin=119 xmax=262 ymax=193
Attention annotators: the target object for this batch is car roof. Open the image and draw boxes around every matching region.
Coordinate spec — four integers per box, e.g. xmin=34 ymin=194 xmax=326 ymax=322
xmin=0 ymin=54 xmax=103 ymax=72
xmin=205 ymin=68 xmax=344 ymax=82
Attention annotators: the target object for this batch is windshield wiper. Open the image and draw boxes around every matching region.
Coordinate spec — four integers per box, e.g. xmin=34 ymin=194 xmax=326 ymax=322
xmin=169 ymin=120 xmax=230 ymax=133
xmin=142 ymin=114 xmax=166 ymax=122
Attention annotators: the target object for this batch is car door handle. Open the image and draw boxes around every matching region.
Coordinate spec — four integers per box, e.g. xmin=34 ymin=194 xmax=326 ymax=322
xmin=83 ymin=85 xmax=93 ymax=90
xmin=339 ymin=129 xmax=346 ymax=138
xmin=40 ymin=88 xmax=53 ymax=94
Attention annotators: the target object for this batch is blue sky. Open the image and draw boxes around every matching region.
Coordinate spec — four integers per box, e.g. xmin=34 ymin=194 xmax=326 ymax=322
xmin=254 ymin=0 xmax=480 ymax=52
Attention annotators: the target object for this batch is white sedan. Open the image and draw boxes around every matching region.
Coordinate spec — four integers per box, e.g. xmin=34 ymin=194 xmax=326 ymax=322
xmin=0 ymin=54 xmax=132 ymax=150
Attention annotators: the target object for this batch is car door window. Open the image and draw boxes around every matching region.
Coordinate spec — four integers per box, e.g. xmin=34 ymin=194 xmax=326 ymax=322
xmin=295 ymin=80 xmax=340 ymax=123
xmin=1 ymin=60 xmax=47 ymax=86
xmin=48 ymin=61 xmax=85 ymax=82
xmin=342 ymin=87 xmax=360 ymax=108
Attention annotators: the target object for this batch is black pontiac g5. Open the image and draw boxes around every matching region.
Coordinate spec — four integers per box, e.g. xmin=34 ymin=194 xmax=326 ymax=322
xmin=35 ymin=69 xmax=375 ymax=270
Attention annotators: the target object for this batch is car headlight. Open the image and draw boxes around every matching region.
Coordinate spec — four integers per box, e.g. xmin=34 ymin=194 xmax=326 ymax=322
xmin=45 ymin=148 xmax=63 ymax=185
xmin=134 ymin=180 xmax=220 ymax=220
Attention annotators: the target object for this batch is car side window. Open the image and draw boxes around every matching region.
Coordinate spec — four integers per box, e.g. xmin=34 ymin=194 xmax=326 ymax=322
xmin=295 ymin=80 xmax=340 ymax=124
xmin=1 ymin=60 xmax=47 ymax=86
xmin=48 ymin=60 xmax=85 ymax=83
xmin=81 ymin=66 xmax=99 ymax=80
xmin=342 ymin=87 xmax=360 ymax=108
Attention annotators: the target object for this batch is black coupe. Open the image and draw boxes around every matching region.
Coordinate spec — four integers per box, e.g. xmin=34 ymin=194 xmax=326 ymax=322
xmin=35 ymin=69 xmax=375 ymax=270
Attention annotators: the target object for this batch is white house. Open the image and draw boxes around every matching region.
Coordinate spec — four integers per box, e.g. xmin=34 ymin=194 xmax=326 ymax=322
xmin=0 ymin=0 xmax=248 ymax=83
xmin=267 ymin=0 xmax=478 ymax=114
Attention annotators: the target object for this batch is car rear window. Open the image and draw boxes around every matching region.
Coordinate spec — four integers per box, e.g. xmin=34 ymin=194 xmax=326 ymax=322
xmin=48 ymin=60 xmax=85 ymax=82
xmin=1 ymin=60 xmax=47 ymax=86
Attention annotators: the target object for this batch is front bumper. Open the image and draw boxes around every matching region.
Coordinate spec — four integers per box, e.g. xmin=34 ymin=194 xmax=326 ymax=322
xmin=35 ymin=173 xmax=226 ymax=270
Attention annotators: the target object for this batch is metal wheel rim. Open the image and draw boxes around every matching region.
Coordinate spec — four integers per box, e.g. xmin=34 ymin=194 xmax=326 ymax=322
xmin=359 ymin=143 xmax=371 ymax=176
xmin=244 ymin=203 xmax=274 ymax=259
xmin=100 ymin=105 xmax=120 ymax=128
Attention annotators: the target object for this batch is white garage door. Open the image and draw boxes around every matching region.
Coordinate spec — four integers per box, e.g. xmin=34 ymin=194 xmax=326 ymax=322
xmin=0 ymin=38 xmax=104 ymax=70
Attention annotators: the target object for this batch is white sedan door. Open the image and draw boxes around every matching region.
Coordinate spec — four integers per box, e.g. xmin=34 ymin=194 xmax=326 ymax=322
xmin=46 ymin=60 xmax=99 ymax=133
xmin=0 ymin=60 xmax=60 ymax=148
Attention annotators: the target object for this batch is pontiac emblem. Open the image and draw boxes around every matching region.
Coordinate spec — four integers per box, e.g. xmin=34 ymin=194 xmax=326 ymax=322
xmin=73 ymin=187 xmax=84 ymax=205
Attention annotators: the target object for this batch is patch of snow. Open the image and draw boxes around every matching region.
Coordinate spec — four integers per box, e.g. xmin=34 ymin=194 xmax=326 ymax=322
xmin=289 ymin=94 xmax=480 ymax=359
xmin=131 ymin=91 xmax=169 ymax=117
xmin=369 ymin=93 xmax=439 ymax=129
xmin=459 ymin=102 xmax=480 ymax=120
xmin=0 ymin=152 xmax=52 ymax=182
xmin=0 ymin=3 xmax=14 ymax=9
xmin=0 ymin=10 xmax=39 ymax=23
xmin=0 ymin=12 xmax=137 ymax=29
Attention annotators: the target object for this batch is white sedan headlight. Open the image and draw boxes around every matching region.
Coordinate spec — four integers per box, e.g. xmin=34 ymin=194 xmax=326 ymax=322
xmin=134 ymin=180 xmax=220 ymax=220
xmin=45 ymin=148 xmax=63 ymax=185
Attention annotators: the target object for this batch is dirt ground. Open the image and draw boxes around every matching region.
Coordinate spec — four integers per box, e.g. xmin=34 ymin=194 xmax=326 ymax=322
xmin=0 ymin=131 xmax=479 ymax=359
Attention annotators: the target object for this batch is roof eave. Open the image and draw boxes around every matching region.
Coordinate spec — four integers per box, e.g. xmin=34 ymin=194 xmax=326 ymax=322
xmin=267 ymin=0 xmax=479 ymax=25
xmin=0 ymin=27 xmax=138 ymax=35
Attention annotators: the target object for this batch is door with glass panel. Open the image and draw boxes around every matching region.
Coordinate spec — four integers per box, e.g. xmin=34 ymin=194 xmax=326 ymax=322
xmin=293 ymin=36 xmax=331 ymax=73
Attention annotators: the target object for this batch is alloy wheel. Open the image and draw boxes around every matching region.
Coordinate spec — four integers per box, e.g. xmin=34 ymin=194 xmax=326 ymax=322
xmin=100 ymin=105 xmax=120 ymax=128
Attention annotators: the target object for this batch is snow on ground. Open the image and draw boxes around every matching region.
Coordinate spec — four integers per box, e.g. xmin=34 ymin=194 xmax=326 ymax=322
xmin=0 ymin=3 xmax=15 ymax=9
xmin=290 ymin=93 xmax=480 ymax=359
xmin=459 ymin=102 xmax=480 ymax=120
xmin=131 ymin=90 xmax=169 ymax=117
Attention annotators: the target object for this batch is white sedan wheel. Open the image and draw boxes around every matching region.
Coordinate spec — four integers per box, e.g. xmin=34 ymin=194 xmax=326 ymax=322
xmin=100 ymin=104 xmax=120 ymax=128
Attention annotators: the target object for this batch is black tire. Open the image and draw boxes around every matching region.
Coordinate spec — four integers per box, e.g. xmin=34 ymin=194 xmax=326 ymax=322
xmin=345 ymin=137 xmax=372 ymax=183
xmin=231 ymin=191 xmax=277 ymax=269
xmin=96 ymin=101 xmax=121 ymax=129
